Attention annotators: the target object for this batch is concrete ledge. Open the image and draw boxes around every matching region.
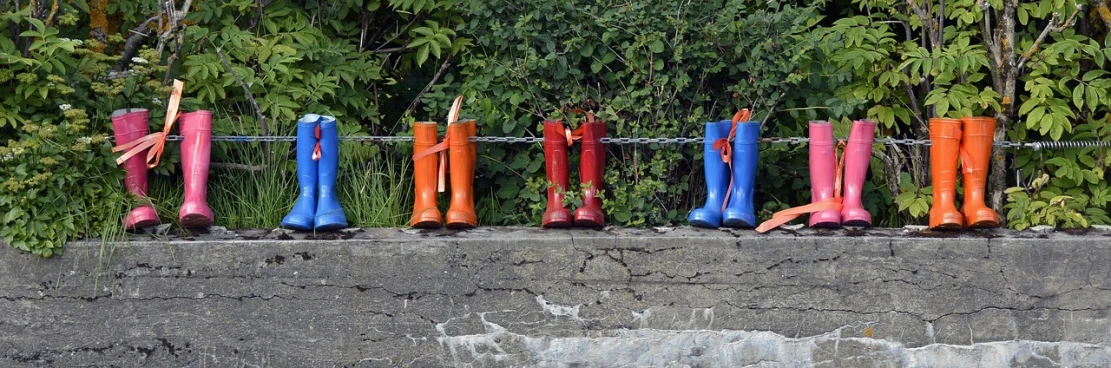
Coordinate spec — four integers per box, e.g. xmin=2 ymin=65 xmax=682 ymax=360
xmin=3 ymin=227 xmax=1111 ymax=367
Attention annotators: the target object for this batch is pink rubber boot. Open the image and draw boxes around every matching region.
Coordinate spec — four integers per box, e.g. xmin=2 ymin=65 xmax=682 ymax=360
xmin=178 ymin=111 xmax=215 ymax=227
xmin=808 ymin=121 xmax=841 ymax=228
xmin=111 ymin=109 xmax=160 ymax=230
xmin=840 ymin=120 xmax=876 ymax=226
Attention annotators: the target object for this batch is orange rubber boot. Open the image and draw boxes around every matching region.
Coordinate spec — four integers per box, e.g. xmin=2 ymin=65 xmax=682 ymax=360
xmin=410 ymin=122 xmax=442 ymax=228
xmin=960 ymin=117 xmax=1001 ymax=228
xmin=445 ymin=120 xmax=478 ymax=228
xmin=929 ymin=118 xmax=964 ymax=230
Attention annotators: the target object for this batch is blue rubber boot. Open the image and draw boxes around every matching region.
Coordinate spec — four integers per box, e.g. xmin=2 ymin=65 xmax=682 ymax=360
xmin=314 ymin=115 xmax=348 ymax=231
xmin=281 ymin=115 xmax=319 ymax=231
xmin=688 ymin=120 xmax=734 ymax=228
xmin=722 ymin=121 xmax=761 ymax=228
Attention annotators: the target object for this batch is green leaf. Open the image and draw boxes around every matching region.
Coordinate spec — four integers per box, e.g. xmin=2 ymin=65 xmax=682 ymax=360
xmin=415 ymin=45 xmax=430 ymax=67
xmin=1073 ymin=84 xmax=1084 ymax=109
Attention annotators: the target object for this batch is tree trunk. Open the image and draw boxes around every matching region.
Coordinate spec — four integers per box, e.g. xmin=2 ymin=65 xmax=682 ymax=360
xmin=991 ymin=113 xmax=1009 ymax=215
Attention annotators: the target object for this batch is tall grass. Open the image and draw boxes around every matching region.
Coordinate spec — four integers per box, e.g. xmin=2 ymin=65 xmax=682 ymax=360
xmin=149 ymin=141 xmax=412 ymax=229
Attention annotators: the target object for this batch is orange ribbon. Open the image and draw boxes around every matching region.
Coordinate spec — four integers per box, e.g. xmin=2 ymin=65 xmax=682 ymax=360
xmin=112 ymin=79 xmax=184 ymax=168
xmin=755 ymin=141 xmax=847 ymax=233
xmin=413 ymin=95 xmax=464 ymax=192
xmin=313 ymin=125 xmax=322 ymax=161
xmin=561 ymin=109 xmax=595 ymax=146
xmin=717 ymin=109 xmax=751 ymax=213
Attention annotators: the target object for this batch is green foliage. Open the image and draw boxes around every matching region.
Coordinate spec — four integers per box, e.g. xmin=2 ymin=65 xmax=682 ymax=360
xmin=894 ymin=173 xmax=932 ymax=220
xmin=6 ymin=0 xmax=1111 ymax=259
xmin=1 ymin=0 xmax=456 ymax=256
xmin=822 ymin=0 xmax=1109 ymax=229
xmin=435 ymin=0 xmax=830 ymax=226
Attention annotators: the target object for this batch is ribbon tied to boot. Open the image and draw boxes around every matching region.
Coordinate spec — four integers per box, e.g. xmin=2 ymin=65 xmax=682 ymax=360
xmin=112 ymin=79 xmax=185 ymax=168
xmin=413 ymin=95 xmax=465 ymax=192
xmin=755 ymin=141 xmax=846 ymax=233
xmin=717 ymin=109 xmax=751 ymax=213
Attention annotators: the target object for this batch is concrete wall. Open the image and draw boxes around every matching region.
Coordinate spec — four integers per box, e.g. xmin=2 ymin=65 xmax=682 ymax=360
xmin=2 ymin=227 xmax=1111 ymax=367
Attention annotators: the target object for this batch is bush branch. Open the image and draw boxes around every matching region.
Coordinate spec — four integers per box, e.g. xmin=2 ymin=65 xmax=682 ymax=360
xmin=1017 ymin=5 xmax=1081 ymax=72
xmin=404 ymin=53 xmax=453 ymax=118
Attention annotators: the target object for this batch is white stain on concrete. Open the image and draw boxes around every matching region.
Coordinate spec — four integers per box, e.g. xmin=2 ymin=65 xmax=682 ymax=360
xmin=535 ymin=295 xmax=583 ymax=323
xmin=436 ymin=318 xmax=1111 ymax=368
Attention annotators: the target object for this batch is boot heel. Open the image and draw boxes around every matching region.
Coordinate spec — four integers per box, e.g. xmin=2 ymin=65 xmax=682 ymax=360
xmin=179 ymin=202 xmax=214 ymax=228
xmin=127 ymin=206 xmax=160 ymax=229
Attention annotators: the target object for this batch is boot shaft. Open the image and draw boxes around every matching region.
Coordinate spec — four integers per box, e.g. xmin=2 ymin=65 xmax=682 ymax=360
xmin=446 ymin=120 xmax=478 ymax=228
xmin=808 ymin=121 xmax=836 ymax=201
xmin=543 ymin=120 xmax=571 ymax=192
xmin=578 ymin=121 xmax=607 ymax=197
xmin=294 ymin=115 xmax=320 ymax=184
xmin=960 ymin=116 xmax=996 ymax=169
xmin=840 ymin=120 xmax=876 ymax=226
xmin=178 ymin=110 xmax=213 ymax=186
xmin=111 ymin=109 xmax=150 ymax=143
xmin=448 ymin=120 xmax=477 ymax=193
xmin=111 ymin=109 xmax=151 ymax=194
xmin=928 ymin=118 xmax=963 ymax=188
xmin=410 ymin=121 xmax=442 ymax=227
xmin=722 ymin=120 xmax=761 ymax=228
xmin=316 ymin=115 xmax=340 ymax=183
xmin=702 ymin=120 xmax=733 ymax=195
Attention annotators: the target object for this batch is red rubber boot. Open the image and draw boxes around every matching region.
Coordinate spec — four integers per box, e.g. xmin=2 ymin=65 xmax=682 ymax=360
xmin=573 ymin=117 xmax=606 ymax=227
xmin=542 ymin=120 xmax=572 ymax=228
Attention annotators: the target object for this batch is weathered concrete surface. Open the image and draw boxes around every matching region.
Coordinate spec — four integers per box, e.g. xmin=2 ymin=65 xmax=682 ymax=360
xmin=2 ymin=226 xmax=1111 ymax=367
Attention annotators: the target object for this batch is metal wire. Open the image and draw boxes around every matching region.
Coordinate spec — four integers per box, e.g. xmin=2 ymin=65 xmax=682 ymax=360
xmin=146 ymin=134 xmax=1102 ymax=150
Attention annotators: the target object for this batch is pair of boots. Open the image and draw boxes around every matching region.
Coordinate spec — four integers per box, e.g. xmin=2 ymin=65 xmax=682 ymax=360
xmin=928 ymin=117 xmax=1000 ymax=230
xmin=541 ymin=114 xmax=606 ymax=228
xmin=410 ymin=96 xmax=478 ymax=229
xmin=689 ymin=110 xmax=761 ymax=228
xmin=111 ymin=108 xmax=214 ymax=230
xmin=280 ymin=114 xmax=348 ymax=231
xmin=754 ymin=120 xmax=876 ymax=233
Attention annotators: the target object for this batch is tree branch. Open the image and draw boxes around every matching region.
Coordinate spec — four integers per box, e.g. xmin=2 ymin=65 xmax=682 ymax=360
xmin=978 ymin=0 xmax=1002 ymax=74
xmin=43 ymin=0 xmax=59 ymax=27
xmin=248 ymin=0 xmax=274 ymax=31
xmin=1017 ymin=5 xmax=1081 ymax=72
xmin=404 ymin=53 xmax=454 ymax=118
xmin=906 ymin=0 xmax=940 ymax=48
xmin=372 ymin=46 xmax=413 ymax=54
xmin=1098 ymin=0 xmax=1111 ymax=30
xmin=155 ymin=0 xmax=192 ymax=57
xmin=216 ymin=46 xmax=267 ymax=137
xmin=112 ymin=15 xmax=160 ymax=72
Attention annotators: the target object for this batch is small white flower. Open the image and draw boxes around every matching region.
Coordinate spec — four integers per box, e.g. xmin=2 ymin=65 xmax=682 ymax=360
xmin=58 ymin=104 xmax=72 ymax=111
xmin=131 ymin=57 xmax=148 ymax=65
xmin=78 ymin=137 xmax=92 ymax=144
xmin=73 ymin=39 xmax=84 ymax=46
xmin=152 ymin=97 xmax=162 ymax=105
xmin=59 ymin=37 xmax=71 ymax=42
xmin=0 ymin=154 xmax=13 ymax=162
